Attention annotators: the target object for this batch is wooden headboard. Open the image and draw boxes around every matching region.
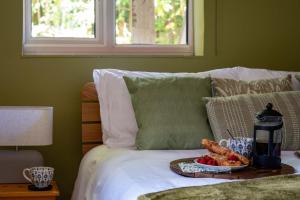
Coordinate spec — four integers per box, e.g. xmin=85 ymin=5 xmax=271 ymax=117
xmin=81 ymin=82 xmax=103 ymax=155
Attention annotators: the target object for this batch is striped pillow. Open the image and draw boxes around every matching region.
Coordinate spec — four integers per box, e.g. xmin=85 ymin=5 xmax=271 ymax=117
xmin=205 ymin=91 xmax=300 ymax=150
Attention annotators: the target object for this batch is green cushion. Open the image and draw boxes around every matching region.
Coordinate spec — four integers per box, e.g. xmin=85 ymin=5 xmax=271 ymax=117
xmin=123 ymin=76 xmax=213 ymax=150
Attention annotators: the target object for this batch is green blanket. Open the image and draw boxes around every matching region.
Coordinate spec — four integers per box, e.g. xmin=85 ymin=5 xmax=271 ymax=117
xmin=138 ymin=174 xmax=300 ymax=200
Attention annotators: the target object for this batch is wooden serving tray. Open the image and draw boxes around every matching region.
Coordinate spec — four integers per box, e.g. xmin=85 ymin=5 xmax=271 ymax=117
xmin=170 ymin=157 xmax=295 ymax=179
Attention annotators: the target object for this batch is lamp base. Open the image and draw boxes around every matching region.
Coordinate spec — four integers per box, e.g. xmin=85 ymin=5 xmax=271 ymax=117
xmin=0 ymin=150 xmax=44 ymax=183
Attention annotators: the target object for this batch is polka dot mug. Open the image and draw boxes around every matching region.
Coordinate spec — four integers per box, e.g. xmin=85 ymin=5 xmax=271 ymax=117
xmin=23 ymin=167 xmax=54 ymax=188
xmin=219 ymin=137 xmax=253 ymax=158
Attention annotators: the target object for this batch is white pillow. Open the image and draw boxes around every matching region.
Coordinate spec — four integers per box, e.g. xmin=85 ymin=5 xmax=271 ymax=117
xmin=236 ymin=66 xmax=300 ymax=90
xmin=93 ymin=68 xmax=240 ymax=148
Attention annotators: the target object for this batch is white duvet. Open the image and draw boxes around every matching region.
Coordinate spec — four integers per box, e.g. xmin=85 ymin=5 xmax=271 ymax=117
xmin=72 ymin=145 xmax=300 ymax=200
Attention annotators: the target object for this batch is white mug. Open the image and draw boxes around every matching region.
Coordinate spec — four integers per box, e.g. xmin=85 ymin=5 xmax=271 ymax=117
xmin=23 ymin=167 xmax=54 ymax=188
xmin=219 ymin=137 xmax=253 ymax=158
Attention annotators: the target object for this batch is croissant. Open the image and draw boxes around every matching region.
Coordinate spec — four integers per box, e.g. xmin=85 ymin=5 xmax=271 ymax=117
xmin=209 ymin=153 xmax=242 ymax=166
xmin=202 ymin=139 xmax=250 ymax=165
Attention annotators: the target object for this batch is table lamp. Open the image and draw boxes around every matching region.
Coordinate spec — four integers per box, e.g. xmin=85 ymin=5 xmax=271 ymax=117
xmin=0 ymin=106 xmax=53 ymax=183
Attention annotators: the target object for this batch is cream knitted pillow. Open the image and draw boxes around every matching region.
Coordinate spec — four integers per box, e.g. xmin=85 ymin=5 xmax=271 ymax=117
xmin=211 ymin=75 xmax=292 ymax=97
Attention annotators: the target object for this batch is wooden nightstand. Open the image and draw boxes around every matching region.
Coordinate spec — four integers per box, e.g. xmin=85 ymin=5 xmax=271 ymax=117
xmin=0 ymin=181 xmax=59 ymax=200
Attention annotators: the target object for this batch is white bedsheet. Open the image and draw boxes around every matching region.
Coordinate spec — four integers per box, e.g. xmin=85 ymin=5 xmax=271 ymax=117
xmin=72 ymin=145 xmax=300 ymax=200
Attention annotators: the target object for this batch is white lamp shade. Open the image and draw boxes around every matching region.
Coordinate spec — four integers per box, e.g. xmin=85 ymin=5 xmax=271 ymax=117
xmin=0 ymin=107 xmax=53 ymax=146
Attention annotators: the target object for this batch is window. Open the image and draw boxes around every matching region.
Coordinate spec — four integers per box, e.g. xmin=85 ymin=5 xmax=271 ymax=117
xmin=23 ymin=0 xmax=202 ymax=56
xmin=31 ymin=0 xmax=95 ymax=38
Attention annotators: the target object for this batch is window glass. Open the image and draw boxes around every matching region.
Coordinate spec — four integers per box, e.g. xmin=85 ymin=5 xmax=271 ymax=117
xmin=24 ymin=0 xmax=198 ymax=56
xmin=31 ymin=0 xmax=95 ymax=38
xmin=115 ymin=0 xmax=187 ymax=45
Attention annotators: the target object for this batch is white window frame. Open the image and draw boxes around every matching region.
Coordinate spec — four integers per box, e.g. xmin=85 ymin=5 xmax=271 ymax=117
xmin=23 ymin=0 xmax=197 ymax=56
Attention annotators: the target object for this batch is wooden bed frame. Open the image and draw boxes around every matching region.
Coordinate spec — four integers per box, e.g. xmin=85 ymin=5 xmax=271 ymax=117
xmin=81 ymin=82 xmax=102 ymax=155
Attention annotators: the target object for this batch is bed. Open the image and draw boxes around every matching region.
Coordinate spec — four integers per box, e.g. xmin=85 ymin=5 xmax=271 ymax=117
xmin=72 ymin=70 xmax=300 ymax=200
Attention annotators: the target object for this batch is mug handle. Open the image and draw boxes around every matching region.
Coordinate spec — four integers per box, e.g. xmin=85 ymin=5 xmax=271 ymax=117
xmin=219 ymin=139 xmax=228 ymax=147
xmin=22 ymin=168 xmax=32 ymax=183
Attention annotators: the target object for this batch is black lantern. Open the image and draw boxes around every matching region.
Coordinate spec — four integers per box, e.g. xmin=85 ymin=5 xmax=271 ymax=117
xmin=253 ymin=103 xmax=283 ymax=169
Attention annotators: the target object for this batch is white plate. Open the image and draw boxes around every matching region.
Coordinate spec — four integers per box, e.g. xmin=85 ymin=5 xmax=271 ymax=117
xmin=194 ymin=159 xmax=247 ymax=171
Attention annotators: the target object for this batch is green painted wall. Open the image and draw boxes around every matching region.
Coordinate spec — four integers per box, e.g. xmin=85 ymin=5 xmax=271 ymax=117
xmin=0 ymin=0 xmax=299 ymax=199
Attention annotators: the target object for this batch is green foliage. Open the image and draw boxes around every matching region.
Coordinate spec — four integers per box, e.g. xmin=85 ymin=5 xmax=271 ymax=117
xmin=115 ymin=0 xmax=187 ymax=45
xmin=154 ymin=0 xmax=186 ymax=44
xmin=31 ymin=0 xmax=95 ymax=38
xmin=32 ymin=0 xmax=186 ymax=44
xmin=115 ymin=0 xmax=132 ymax=43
